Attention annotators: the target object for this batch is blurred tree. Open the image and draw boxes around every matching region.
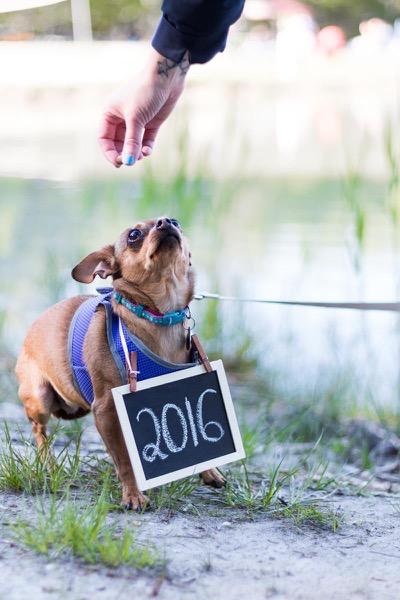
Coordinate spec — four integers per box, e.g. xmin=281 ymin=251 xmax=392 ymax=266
xmin=303 ymin=0 xmax=400 ymax=35
xmin=0 ymin=0 xmax=159 ymax=39
xmin=90 ymin=0 xmax=159 ymax=39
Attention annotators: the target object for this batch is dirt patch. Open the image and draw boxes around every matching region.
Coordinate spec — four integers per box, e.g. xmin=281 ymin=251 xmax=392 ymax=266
xmin=1 ymin=398 xmax=400 ymax=600
xmin=1 ymin=491 xmax=399 ymax=600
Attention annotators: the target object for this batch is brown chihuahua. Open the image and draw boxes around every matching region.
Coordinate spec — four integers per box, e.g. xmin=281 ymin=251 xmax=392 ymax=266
xmin=15 ymin=217 xmax=224 ymax=510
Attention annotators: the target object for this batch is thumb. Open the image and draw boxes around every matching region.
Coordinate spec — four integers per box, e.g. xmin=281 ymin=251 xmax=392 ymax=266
xmin=121 ymin=118 xmax=144 ymax=166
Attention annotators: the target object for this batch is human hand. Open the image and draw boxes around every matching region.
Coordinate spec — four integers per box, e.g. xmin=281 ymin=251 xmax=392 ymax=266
xmin=99 ymin=49 xmax=189 ymax=167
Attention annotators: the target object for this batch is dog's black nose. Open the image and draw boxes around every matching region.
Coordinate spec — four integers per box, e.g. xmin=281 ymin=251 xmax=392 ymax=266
xmin=156 ymin=217 xmax=172 ymax=230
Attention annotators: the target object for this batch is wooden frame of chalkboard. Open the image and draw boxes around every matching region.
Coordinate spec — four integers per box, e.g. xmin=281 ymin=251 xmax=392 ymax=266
xmin=112 ymin=360 xmax=245 ymax=491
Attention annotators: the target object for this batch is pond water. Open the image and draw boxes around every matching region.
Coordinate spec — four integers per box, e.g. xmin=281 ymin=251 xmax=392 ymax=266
xmin=1 ymin=172 xmax=399 ymax=410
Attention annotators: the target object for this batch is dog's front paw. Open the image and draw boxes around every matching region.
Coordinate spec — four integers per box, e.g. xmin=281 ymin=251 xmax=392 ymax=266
xmin=200 ymin=468 xmax=225 ymax=489
xmin=122 ymin=490 xmax=149 ymax=512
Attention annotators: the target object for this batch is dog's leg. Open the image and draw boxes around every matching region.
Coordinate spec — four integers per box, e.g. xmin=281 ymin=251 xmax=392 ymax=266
xmin=200 ymin=468 xmax=225 ymax=488
xmin=16 ymin=354 xmax=54 ymax=450
xmin=93 ymin=396 xmax=149 ymax=511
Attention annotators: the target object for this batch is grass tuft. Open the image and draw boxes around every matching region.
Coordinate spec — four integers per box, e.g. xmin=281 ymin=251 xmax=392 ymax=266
xmin=81 ymin=456 xmax=122 ymax=507
xmin=149 ymin=476 xmax=199 ymax=511
xmin=278 ymin=500 xmax=342 ymax=532
xmin=223 ymin=461 xmax=292 ymax=513
xmin=240 ymin=421 xmax=262 ymax=460
xmin=219 ymin=459 xmax=342 ymax=531
xmin=13 ymin=490 xmax=158 ymax=569
xmin=0 ymin=423 xmax=81 ymax=495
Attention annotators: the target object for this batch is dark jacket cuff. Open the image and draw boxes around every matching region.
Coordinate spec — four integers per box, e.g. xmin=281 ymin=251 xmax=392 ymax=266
xmin=151 ymin=15 xmax=228 ymax=65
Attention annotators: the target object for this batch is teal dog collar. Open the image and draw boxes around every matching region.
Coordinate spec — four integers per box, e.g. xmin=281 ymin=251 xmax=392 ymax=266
xmin=113 ymin=292 xmax=188 ymax=326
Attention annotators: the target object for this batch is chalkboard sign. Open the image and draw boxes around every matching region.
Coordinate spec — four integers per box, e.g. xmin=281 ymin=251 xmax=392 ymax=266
xmin=112 ymin=360 xmax=245 ymax=491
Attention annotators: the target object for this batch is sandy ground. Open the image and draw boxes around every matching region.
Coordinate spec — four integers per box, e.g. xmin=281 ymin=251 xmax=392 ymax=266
xmin=1 ymin=402 xmax=400 ymax=600
xmin=1 ymin=491 xmax=400 ymax=600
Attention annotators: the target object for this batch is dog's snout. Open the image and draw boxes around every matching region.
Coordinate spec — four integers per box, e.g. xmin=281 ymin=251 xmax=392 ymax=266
xmin=154 ymin=217 xmax=182 ymax=247
xmin=156 ymin=217 xmax=172 ymax=230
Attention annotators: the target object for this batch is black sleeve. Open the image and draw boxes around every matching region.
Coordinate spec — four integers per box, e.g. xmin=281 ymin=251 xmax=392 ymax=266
xmin=151 ymin=0 xmax=245 ymax=65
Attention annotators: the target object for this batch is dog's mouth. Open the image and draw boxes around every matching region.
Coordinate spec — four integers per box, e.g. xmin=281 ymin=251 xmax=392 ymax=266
xmin=155 ymin=230 xmax=182 ymax=251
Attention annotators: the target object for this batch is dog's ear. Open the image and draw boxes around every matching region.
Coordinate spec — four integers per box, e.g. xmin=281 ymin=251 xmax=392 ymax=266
xmin=71 ymin=245 xmax=118 ymax=283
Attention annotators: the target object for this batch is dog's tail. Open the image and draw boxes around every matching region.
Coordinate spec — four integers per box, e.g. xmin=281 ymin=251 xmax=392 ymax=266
xmin=51 ymin=393 xmax=89 ymax=420
xmin=52 ymin=406 xmax=89 ymax=420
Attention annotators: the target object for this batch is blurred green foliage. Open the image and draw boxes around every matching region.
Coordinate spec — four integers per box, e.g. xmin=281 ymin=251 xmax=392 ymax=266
xmin=0 ymin=0 xmax=159 ymax=39
xmin=90 ymin=0 xmax=158 ymax=38
xmin=303 ymin=0 xmax=400 ymax=35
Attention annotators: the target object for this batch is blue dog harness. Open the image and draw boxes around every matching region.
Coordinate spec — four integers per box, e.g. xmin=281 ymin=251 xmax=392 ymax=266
xmin=68 ymin=289 xmax=196 ymax=406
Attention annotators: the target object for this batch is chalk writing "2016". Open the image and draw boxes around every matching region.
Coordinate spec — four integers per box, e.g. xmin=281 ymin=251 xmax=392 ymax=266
xmin=136 ymin=388 xmax=225 ymax=463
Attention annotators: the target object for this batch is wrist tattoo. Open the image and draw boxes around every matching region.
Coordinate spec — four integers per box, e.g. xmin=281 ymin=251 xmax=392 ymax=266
xmin=178 ymin=55 xmax=190 ymax=76
xmin=157 ymin=54 xmax=190 ymax=79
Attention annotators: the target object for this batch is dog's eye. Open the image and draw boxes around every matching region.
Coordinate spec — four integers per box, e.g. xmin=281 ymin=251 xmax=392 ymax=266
xmin=171 ymin=219 xmax=181 ymax=229
xmin=127 ymin=229 xmax=142 ymax=244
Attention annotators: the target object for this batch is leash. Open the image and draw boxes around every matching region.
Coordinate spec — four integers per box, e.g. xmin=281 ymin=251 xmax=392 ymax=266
xmin=194 ymin=292 xmax=400 ymax=313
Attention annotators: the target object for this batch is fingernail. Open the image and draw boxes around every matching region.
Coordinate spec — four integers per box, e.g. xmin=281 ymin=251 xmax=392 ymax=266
xmin=123 ymin=155 xmax=135 ymax=166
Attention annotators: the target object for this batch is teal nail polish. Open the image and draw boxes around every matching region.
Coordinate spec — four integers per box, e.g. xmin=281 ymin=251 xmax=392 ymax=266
xmin=123 ymin=155 xmax=135 ymax=166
